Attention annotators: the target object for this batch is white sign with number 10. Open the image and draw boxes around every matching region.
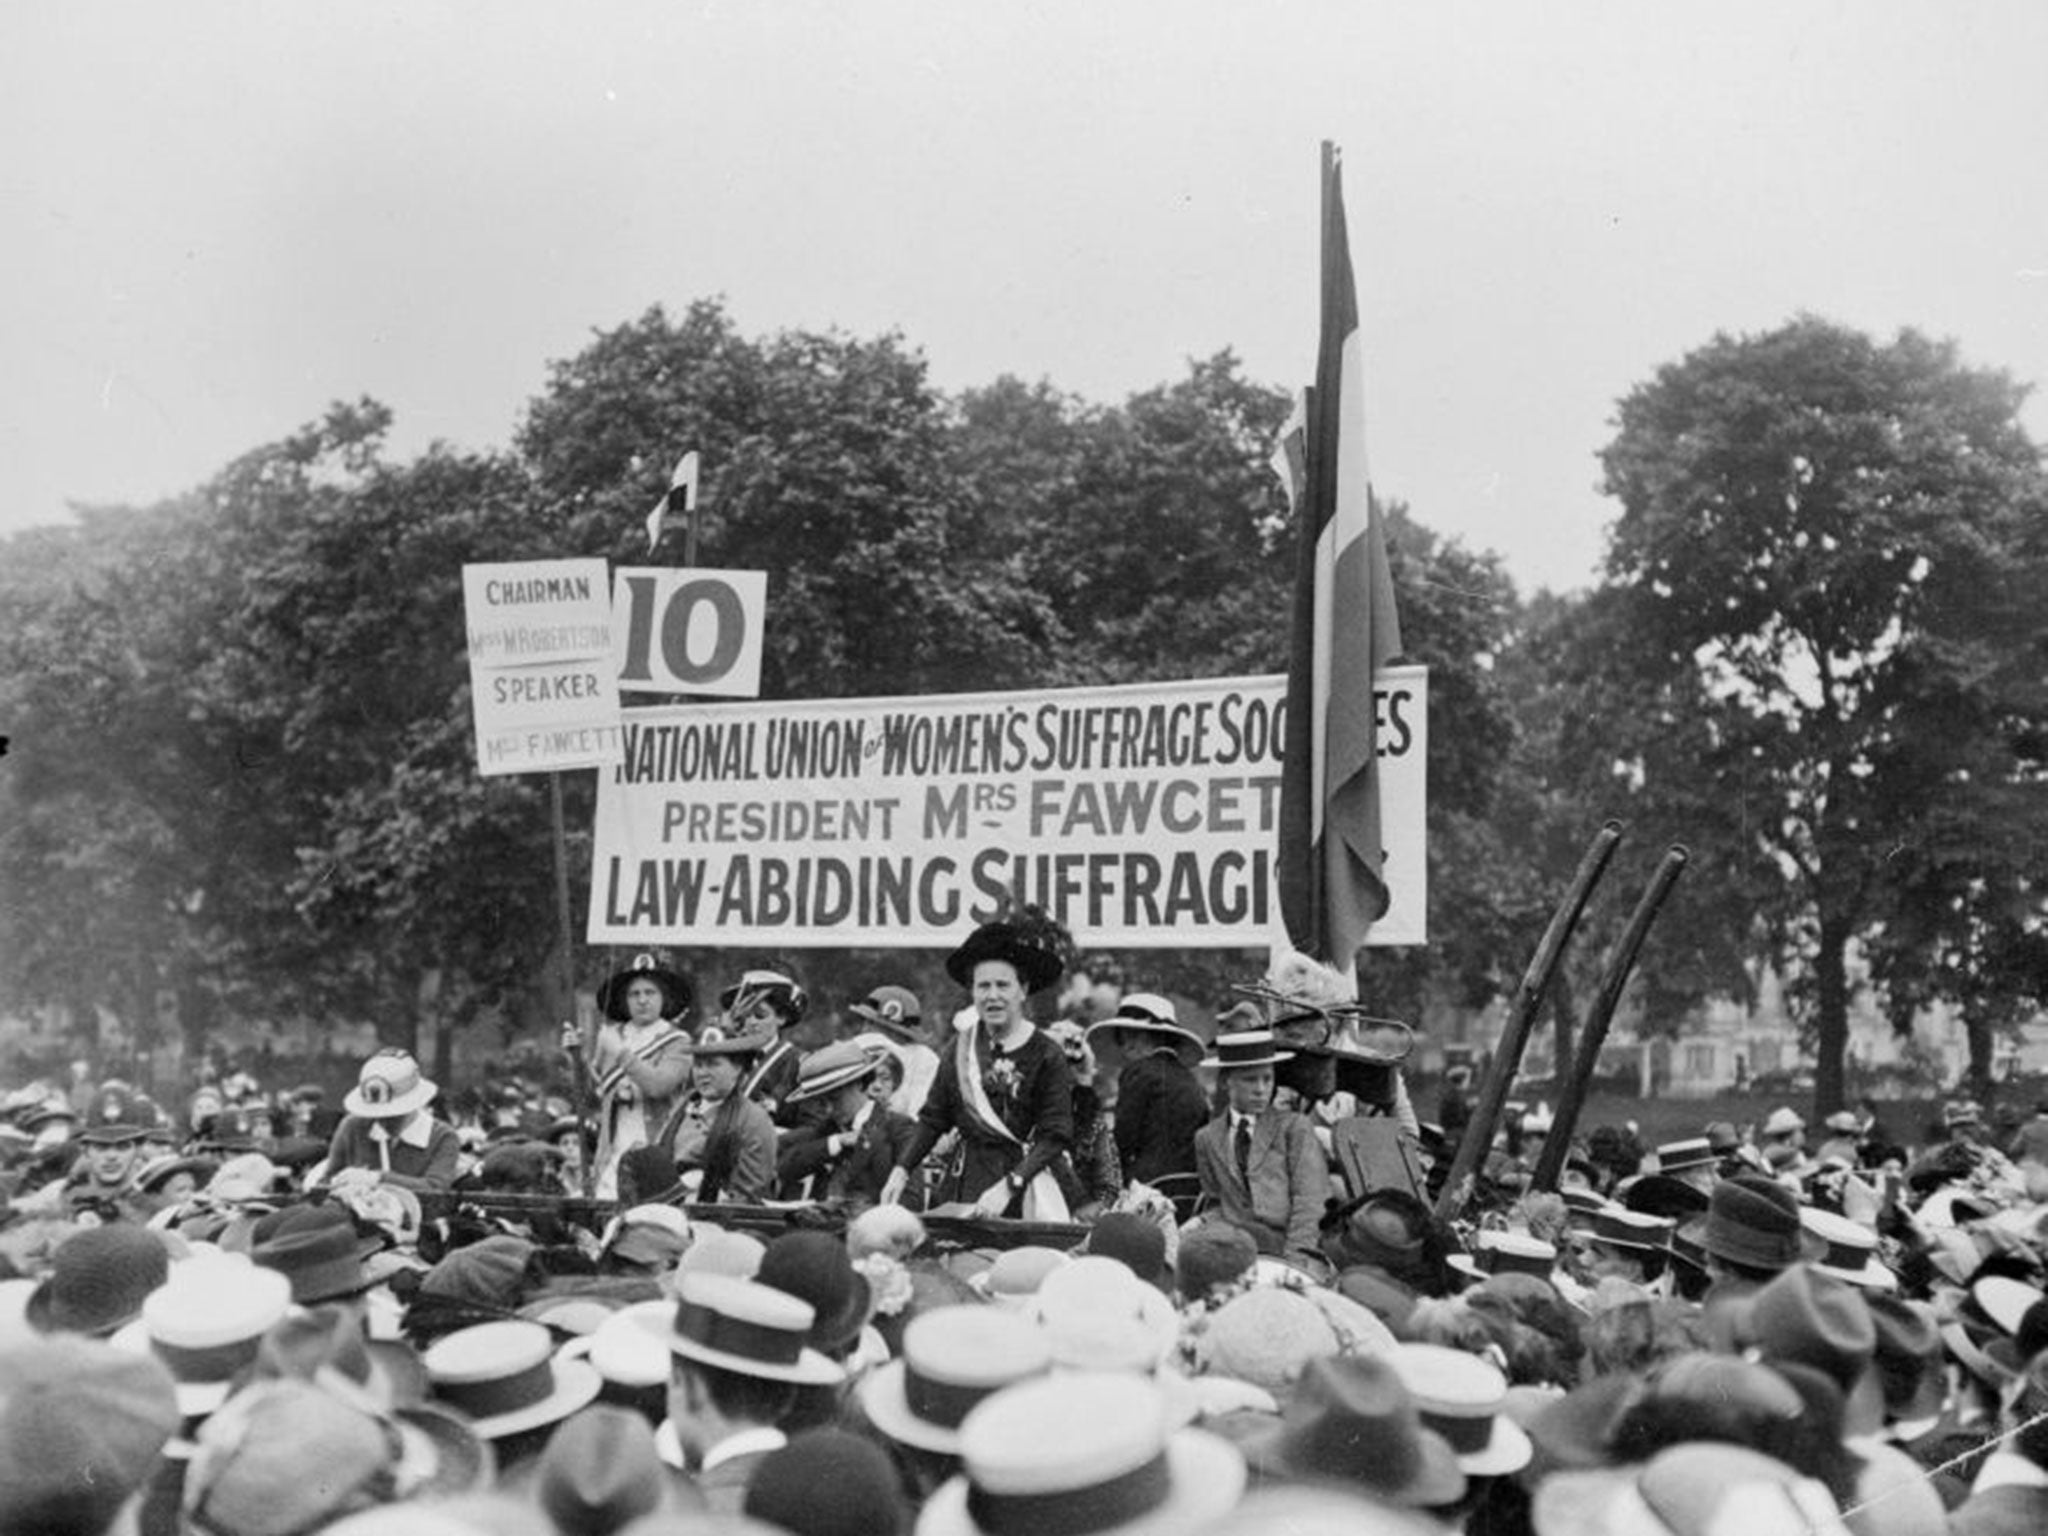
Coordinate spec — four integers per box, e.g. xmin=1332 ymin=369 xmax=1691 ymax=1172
xmin=611 ymin=568 xmax=768 ymax=698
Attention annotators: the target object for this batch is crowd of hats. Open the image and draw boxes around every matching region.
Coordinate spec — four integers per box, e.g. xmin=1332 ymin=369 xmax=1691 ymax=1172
xmin=11 ymin=1028 xmax=2048 ymax=1536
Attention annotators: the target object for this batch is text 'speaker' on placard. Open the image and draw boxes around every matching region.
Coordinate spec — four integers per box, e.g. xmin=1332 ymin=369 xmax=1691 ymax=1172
xmin=462 ymin=558 xmax=625 ymax=776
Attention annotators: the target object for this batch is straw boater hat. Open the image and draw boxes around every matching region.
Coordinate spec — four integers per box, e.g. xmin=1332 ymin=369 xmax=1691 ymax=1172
xmin=849 ymin=984 xmax=926 ymax=1043
xmin=784 ymin=1039 xmax=886 ymax=1105
xmin=1201 ymin=1030 xmax=1295 ymax=1071
xmin=595 ymin=952 xmax=693 ymax=1022
xmin=944 ymin=908 xmax=1073 ymax=996
xmin=111 ymin=1254 xmax=293 ymax=1417
xmin=1085 ymin=994 xmax=1205 ymax=1066
xmin=1447 ymin=1231 xmax=1559 ymax=1284
xmin=423 ymin=1319 xmax=601 ymax=1439
xmin=343 ymin=1048 xmax=437 ymax=1119
xmin=861 ymin=1305 xmax=1055 ymax=1454
xmin=666 ymin=1272 xmax=844 ymax=1386
xmin=1386 ymin=1343 xmax=1532 ymax=1477
xmin=1800 ymin=1208 xmax=1895 ymax=1292
xmin=1654 ymin=1138 xmax=1717 ymax=1175
xmin=1578 ymin=1207 xmax=1674 ymax=1256
xmin=919 ymin=1372 xmax=1247 ymax=1536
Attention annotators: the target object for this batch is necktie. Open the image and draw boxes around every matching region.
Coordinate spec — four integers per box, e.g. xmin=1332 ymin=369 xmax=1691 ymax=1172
xmin=1234 ymin=1116 xmax=1251 ymax=1182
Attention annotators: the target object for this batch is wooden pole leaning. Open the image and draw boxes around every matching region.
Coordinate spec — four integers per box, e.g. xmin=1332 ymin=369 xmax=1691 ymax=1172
xmin=1529 ymin=844 xmax=1690 ymax=1194
xmin=1433 ymin=820 xmax=1625 ymax=1224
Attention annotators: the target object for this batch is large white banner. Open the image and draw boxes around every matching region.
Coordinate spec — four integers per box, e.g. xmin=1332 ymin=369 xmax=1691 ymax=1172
xmin=588 ymin=669 xmax=1427 ymax=949
xmin=463 ymin=559 xmax=624 ymax=775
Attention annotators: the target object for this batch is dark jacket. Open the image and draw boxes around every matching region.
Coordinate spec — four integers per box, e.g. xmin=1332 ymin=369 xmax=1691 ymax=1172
xmin=1113 ymin=1049 xmax=1209 ymax=1186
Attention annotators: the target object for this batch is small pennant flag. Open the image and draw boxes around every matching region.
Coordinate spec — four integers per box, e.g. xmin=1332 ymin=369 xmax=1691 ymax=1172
xmin=645 ymin=450 xmax=701 ymax=553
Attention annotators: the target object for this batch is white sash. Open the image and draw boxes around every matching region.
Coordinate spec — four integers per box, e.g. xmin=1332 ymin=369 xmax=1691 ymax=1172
xmin=953 ymin=1027 xmax=1070 ymax=1222
xmin=598 ymin=1022 xmax=684 ymax=1100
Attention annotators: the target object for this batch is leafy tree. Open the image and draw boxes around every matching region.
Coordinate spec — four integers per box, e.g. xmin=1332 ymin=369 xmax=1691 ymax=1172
xmin=1590 ymin=315 xmax=2048 ymax=1114
xmin=518 ymin=301 xmax=1048 ymax=699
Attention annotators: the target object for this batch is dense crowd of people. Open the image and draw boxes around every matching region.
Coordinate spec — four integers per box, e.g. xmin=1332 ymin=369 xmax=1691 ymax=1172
xmin=4 ymin=911 xmax=2048 ymax=1535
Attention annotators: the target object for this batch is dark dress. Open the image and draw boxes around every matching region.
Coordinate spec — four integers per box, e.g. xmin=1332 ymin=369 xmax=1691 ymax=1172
xmin=898 ymin=1023 xmax=1074 ymax=1212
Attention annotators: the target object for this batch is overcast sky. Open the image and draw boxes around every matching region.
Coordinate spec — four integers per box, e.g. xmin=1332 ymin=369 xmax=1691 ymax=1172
xmin=4 ymin=2 xmax=2044 ymax=594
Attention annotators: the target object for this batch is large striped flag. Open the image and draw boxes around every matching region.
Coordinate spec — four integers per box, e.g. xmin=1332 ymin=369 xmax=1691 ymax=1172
xmin=1275 ymin=141 xmax=1404 ymax=969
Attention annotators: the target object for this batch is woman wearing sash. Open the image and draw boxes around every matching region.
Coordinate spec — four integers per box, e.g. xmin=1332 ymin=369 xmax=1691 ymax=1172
xmin=562 ymin=953 xmax=695 ymax=1199
xmin=880 ymin=908 xmax=1076 ymax=1220
xmin=658 ymin=1024 xmax=779 ymax=1203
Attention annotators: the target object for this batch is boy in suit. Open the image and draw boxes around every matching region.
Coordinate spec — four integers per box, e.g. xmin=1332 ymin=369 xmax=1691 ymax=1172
xmin=1193 ymin=1030 xmax=1331 ymax=1273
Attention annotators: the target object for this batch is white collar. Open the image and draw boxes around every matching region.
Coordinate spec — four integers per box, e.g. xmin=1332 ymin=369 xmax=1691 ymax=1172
xmin=368 ymin=1114 xmax=433 ymax=1148
xmin=701 ymin=1424 xmax=787 ymax=1472
xmin=1973 ymin=1448 xmax=2048 ymax=1493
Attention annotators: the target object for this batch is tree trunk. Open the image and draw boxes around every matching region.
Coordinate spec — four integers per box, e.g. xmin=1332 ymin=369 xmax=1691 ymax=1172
xmin=1964 ymin=1008 xmax=1995 ymax=1108
xmin=1812 ymin=914 xmax=1852 ymax=1118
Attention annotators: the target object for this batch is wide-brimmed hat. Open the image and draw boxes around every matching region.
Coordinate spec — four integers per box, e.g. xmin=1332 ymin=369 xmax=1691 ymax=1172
xmin=1200 ymin=1030 xmax=1295 ymax=1071
xmin=1387 ymin=1343 xmax=1531 ymax=1477
xmin=1533 ymin=1440 xmax=1848 ymax=1536
xmin=1623 ymin=1175 xmax=1710 ymax=1222
xmin=112 ymin=1254 xmax=292 ymax=1417
xmin=26 ymin=1225 xmax=173 ymax=1338
xmin=1761 ymin=1107 xmax=1805 ymax=1138
xmin=135 ymin=1154 xmax=221 ymax=1195
xmin=343 ymin=1049 xmax=437 ymax=1119
xmin=1199 ymin=1286 xmax=1347 ymax=1397
xmin=718 ymin=967 xmax=808 ymax=1021
xmin=534 ymin=1403 xmax=671 ymax=1534
xmin=1086 ymin=994 xmax=1205 ymax=1066
xmin=78 ymin=1085 xmax=151 ymax=1144
xmin=972 ymin=1245 xmax=1071 ymax=1309
xmin=423 ymin=1319 xmax=602 ymax=1439
xmin=1249 ymin=1352 xmax=1466 ymax=1508
xmin=755 ymin=1230 xmax=872 ymax=1357
xmin=1322 ymin=1188 xmax=1433 ymax=1274
xmin=861 ymin=1304 xmax=1054 ymax=1454
xmin=250 ymin=1205 xmax=383 ymax=1304
xmin=1676 ymin=1175 xmax=1818 ymax=1274
xmin=685 ymin=1022 xmax=768 ymax=1058
xmin=595 ymin=952 xmax=693 ymax=1022
xmin=184 ymin=1376 xmax=491 ymax=1530
xmin=849 ymin=984 xmax=925 ymax=1041
xmin=1747 ymin=1264 xmax=1876 ymax=1395
xmin=944 ymin=912 xmax=1071 ymax=995
xmin=1972 ymin=1275 xmax=2048 ymax=1358
xmin=784 ymin=1039 xmax=886 ymax=1105
xmin=0 ymin=1336 xmax=180 ymax=1536
xmin=666 ymin=1272 xmax=844 ymax=1385
xmin=1800 ymin=1209 xmax=1894 ymax=1292
xmin=920 ymin=1373 xmax=1247 ymax=1536
xmin=1030 ymin=1255 xmax=1181 ymax=1374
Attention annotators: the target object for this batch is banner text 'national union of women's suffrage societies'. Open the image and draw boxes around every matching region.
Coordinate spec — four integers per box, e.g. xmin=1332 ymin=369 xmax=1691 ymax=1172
xmin=588 ymin=669 xmax=1426 ymax=949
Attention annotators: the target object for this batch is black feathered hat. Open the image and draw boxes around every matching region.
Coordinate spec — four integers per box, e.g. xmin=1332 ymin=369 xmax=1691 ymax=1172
xmin=595 ymin=953 xmax=693 ymax=1023
xmin=944 ymin=906 xmax=1075 ymax=995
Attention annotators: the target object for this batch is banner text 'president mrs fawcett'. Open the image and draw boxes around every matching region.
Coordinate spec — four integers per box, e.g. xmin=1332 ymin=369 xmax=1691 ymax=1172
xmin=587 ymin=670 xmax=1426 ymax=949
